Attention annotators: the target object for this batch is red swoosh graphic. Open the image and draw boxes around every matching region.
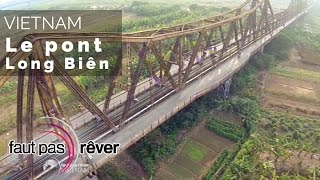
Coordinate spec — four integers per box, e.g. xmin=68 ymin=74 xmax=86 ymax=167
xmin=48 ymin=123 xmax=76 ymax=172
xmin=42 ymin=130 xmax=72 ymax=173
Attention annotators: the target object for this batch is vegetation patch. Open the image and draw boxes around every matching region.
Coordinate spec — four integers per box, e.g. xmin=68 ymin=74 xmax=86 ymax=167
xmin=271 ymin=66 xmax=320 ymax=83
xmin=264 ymin=87 xmax=319 ymax=105
xmin=206 ymin=117 xmax=244 ymax=142
xmin=175 ymin=154 xmax=203 ymax=176
xmin=183 ymin=140 xmax=207 ymax=163
xmin=0 ymin=81 xmax=17 ymax=95
xmin=203 ymin=150 xmax=229 ymax=180
xmin=167 ymin=162 xmax=196 ymax=179
xmin=97 ymin=163 xmax=129 ymax=180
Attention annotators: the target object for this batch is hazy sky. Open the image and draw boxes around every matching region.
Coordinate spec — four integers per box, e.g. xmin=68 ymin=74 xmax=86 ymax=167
xmin=0 ymin=0 xmax=11 ymax=4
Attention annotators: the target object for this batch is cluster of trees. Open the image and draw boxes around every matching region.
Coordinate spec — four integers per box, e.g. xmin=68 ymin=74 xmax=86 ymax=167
xmin=223 ymin=136 xmax=263 ymax=179
xmin=127 ymin=1 xmax=230 ymax=18
xmin=222 ymin=108 xmax=320 ymax=179
xmin=128 ymin=1 xmax=179 ymax=17
xmin=123 ymin=4 xmax=220 ymax=32
xmin=204 ymin=141 xmax=251 ymax=180
xmin=284 ymin=26 xmax=320 ymax=50
xmin=264 ymin=32 xmax=294 ymax=60
xmin=189 ymin=4 xmax=230 ymax=12
xmin=264 ymin=112 xmax=320 ymax=153
xmin=129 ymin=130 xmax=176 ymax=176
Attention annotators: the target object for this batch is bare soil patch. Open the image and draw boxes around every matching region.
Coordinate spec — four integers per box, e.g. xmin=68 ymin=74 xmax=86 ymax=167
xmin=262 ymin=48 xmax=320 ymax=119
xmin=281 ymin=48 xmax=320 ymax=72
xmin=260 ymin=151 xmax=320 ymax=175
xmin=263 ymin=95 xmax=320 ymax=118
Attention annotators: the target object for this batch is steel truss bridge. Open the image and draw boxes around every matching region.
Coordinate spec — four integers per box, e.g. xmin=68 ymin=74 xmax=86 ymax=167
xmin=0 ymin=0 xmax=314 ymax=179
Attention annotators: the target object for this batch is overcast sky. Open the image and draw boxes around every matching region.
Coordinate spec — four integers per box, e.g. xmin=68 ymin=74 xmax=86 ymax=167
xmin=0 ymin=0 xmax=12 ymax=4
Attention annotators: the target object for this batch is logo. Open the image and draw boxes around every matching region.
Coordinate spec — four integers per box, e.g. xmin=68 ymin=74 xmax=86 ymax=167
xmin=38 ymin=117 xmax=80 ymax=173
xmin=8 ymin=116 xmax=120 ymax=175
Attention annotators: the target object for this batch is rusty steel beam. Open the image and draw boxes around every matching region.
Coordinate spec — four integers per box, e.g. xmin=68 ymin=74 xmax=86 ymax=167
xmin=251 ymin=0 xmax=258 ymax=40
xmin=205 ymin=29 xmax=214 ymax=47
xmin=219 ymin=22 xmax=235 ymax=61
xmin=233 ymin=22 xmax=241 ymax=54
xmin=0 ymin=52 xmax=29 ymax=88
xmin=242 ymin=14 xmax=251 ymax=46
xmin=257 ymin=1 xmax=271 ymax=36
xmin=16 ymin=69 xmax=24 ymax=165
xmin=34 ymin=41 xmax=66 ymax=121
xmin=178 ymin=37 xmax=183 ymax=89
xmin=239 ymin=17 xmax=245 ymax=43
xmin=181 ymin=32 xmax=204 ymax=87
xmin=26 ymin=67 xmax=36 ymax=179
xmin=120 ymin=43 xmax=148 ymax=123
xmin=218 ymin=25 xmax=225 ymax=43
xmin=103 ymin=50 xmax=123 ymax=114
xmin=131 ymin=43 xmax=156 ymax=79
xmin=164 ymin=37 xmax=181 ymax=78
xmin=151 ymin=42 xmax=177 ymax=90
xmin=51 ymin=56 xmax=117 ymax=130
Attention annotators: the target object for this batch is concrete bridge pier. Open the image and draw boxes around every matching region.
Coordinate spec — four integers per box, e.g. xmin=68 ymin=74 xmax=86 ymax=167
xmin=219 ymin=77 xmax=233 ymax=99
xmin=259 ymin=45 xmax=265 ymax=54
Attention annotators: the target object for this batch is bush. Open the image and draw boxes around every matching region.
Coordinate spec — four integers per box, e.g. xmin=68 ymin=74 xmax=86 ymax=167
xmin=97 ymin=164 xmax=129 ymax=180
xmin=207 ymin=118 xmax=244 ymax=142
xmin=203 ymin=150 xmax=229 ymax=180
xmin=265 ymin=33 xmax=294 ymax=60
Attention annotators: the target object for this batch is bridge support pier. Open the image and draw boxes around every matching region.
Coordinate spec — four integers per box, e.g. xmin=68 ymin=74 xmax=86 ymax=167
xmin=260 ymin=45 xmax=265 ymax=54
xmin=219 ymin=77 xmax=233 ymax=99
